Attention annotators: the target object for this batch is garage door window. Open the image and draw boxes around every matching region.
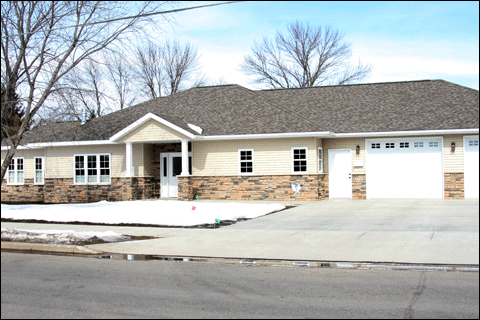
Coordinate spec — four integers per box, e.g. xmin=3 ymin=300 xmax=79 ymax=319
xmin=429 ymin=141 xmax=439 ymax=148
xmin=386 ymin=143 xmax=395 ymax=148
xmin=414 ymin=142 xmax=424 ymax=148
xmin=400 ymin=142 xmax=409 ymax=148
xmin=469 ymin=140 xmax=479 ymax=146
xmin=371 ymin=143 xmax=380 ymax=149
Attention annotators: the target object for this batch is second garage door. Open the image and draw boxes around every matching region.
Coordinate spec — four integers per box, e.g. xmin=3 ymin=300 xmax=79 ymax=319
xmin=365 ymin=137 xmax=443 ymax=199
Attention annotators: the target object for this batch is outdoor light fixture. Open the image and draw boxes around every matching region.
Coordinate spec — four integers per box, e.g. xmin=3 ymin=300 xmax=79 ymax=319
xmin=451 ymin=142 xmax=456 ymax=153
xmin=356 ymin=145 xmax=360 ymax=155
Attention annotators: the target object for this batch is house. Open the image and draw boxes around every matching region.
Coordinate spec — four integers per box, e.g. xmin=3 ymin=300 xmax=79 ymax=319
xmin=1 ymin=79 xmax=479 ymax=204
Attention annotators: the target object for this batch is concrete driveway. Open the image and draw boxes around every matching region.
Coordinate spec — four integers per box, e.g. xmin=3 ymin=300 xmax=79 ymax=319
xmin=2 ymin=199 xmax=479 ymax=265
xmin=226 ymin=199 xmax=479 ymax=232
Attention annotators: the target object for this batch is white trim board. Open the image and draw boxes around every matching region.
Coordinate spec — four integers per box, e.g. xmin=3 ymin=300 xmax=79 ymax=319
xmin=2 ymin=128 xmax=478 ymax=150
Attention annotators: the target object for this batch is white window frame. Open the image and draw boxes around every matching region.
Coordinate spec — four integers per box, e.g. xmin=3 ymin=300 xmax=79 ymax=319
xmin=34 ymin=157 xmax=45 ymax=185
xmin=318 ymin=147 xmax=323 ymax=173
xmin=238 ymin=149 xmax=254 ymax=175
xmin=73 ymin=153 xmax=111 ymax=184
xmin=292 ymin=147 xmax=308 ymax=174
xmin=7 ymin=157 xmax=25 ymax=185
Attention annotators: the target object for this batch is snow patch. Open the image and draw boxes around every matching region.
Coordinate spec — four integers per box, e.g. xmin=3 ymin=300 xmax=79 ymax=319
xmin=1 ymin=200 xmax=285 ymax=227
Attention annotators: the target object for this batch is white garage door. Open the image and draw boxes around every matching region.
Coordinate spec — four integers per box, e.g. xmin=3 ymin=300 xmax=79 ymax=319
xmin=464 ymin=136 xmax=479 ymax=199
xmin=366 ymin=137 xmax=443 ymax=199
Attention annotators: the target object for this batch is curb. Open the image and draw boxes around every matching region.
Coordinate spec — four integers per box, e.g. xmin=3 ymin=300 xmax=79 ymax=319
xmin=1 ymin=241 xmax=104 ymax=256
xmin=98 ymin=254 xmax=480 ymax=272
xmin=2 ymin=242 xmax=478 ymax=272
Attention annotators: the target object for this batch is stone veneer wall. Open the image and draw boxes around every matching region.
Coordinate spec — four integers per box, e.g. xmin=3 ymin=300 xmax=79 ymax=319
xmin=1 ymin=179 xmax=45 ymax=204
xmin=444 ymin=173 xmax=464 ymax=199
xmin=43 ymin=177 xmax=155 ymax=203
xmin=352 ymin=174 xmax=366 ymax=200
xmin=1 ymin=177 xmax=154 ymax=204
xmin=178 ymin=174 xmax=329 ymax=201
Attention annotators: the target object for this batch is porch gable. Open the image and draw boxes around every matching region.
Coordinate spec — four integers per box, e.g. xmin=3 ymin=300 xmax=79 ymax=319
xmin=110 ymin=113 xmax=195 ymax=143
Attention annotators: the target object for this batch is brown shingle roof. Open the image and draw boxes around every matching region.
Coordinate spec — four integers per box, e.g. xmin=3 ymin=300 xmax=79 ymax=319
xmin=9 ymin=79 xmax=479 ymax=145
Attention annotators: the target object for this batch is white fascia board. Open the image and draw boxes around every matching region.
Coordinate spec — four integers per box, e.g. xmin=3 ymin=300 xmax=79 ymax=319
xmin=188 ymin=123 xmax=203 ymax=134
xmin=109 ymin=112 xmax=195 ymax=142
xmin=333 ymin=128 xmax=479 ymax=138
xmin=196 ymin=131 xmax=335 ymax=141
xmin=3 ymin=128 xmax=477 ymax=151
xmin=1 ymin=140 xmax=119 ymax=150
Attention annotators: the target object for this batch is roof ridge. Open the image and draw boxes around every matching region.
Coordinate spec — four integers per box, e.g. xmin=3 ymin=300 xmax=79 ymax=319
xmin=258 ymin=79 xmax=439 ymax=92
xmin=195 ymin=84 xmax=236 ymax=89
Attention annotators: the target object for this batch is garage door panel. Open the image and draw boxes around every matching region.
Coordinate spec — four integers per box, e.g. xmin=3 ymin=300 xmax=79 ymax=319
xmin=366 ymin=138 xmax=443 ymax=199
xmin=464 ymin=136 xmax=479 ymax=199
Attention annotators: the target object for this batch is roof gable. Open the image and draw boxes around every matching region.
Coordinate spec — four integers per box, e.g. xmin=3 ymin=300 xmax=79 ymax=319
xmin=109 ymin=113 xmax=195 ymax=142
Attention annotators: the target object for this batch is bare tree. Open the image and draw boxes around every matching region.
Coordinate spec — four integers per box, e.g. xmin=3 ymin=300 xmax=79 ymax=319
xmin=135 ymin=41 xmax=164 ymax=99
xmin=45 ymin=58 xmax=108 ymax=122
xmin=241 ymin=21 xmax=372 ymax=89
xmin=135 ymin=39 xmax=202 ymax=98
xmin=105 ymin=52 xmax=136 ymax=110
xmin=0 ymin=1 xmax=169 ymax=184
xmin=162 ymin=39 xmax=201 ymax=95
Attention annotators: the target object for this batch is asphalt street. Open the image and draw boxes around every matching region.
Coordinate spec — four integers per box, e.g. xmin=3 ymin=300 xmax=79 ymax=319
xmin=2 ymin=252 xmax=479 ymax=319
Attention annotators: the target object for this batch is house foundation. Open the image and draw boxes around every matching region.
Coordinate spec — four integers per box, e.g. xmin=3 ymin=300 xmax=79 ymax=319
xmin=1 ymin=173 xmax=467 ymax=204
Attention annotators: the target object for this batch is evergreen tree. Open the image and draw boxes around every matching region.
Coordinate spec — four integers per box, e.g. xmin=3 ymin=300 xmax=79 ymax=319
xmin=1 ymin=85 xmax=25 ymax=142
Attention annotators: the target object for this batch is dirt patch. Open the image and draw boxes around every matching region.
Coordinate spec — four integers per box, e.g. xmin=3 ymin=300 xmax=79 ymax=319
xmin=1 ymin=229 xmax=160 ymax=246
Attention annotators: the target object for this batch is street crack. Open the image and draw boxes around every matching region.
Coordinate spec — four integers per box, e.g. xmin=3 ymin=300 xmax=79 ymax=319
xmin=404 ymin=271 xmax=427 ymax=319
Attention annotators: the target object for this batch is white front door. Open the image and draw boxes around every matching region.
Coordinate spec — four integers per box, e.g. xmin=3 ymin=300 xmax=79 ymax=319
xmin=329 ymin=149 xmax=352 ymax=199
xmin=161 ymin=153 xmax=191 ymax=198
xmin=464 ymin=136 xmax=479 ymax=199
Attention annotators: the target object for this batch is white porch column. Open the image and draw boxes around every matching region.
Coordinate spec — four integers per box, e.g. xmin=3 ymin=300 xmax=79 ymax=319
xmin=181 ymin=139 xmax=189 ymax=176
xmin=125 ymin=142 xmax=133 ymax=177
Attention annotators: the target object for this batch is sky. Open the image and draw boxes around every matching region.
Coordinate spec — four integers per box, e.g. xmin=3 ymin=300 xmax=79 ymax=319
xmin=154 ymin=1 xmax=479 ymax=90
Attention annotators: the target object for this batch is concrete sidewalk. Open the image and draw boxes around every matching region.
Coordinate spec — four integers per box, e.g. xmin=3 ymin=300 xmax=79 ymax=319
xmin=2 ymin=199 xmax=479 ymax=266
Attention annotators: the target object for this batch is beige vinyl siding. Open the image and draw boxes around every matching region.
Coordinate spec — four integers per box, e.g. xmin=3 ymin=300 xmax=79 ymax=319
xmin=323 ymin=138 xmax=365 ymax=174
xmin=1 ymin=149 xmax=45 ymax=180
xmin=444 ymin=135 xmax=464 ymax=173
xmin=324 ymin=134 xmax=466 ymax=175
xmin=193 ymin=138 xmax=317 ymax=176
xmin=43 ymin=144 xmax=145 ymax=178
xmin=118 ymin=119 xmax=189 ymax=143
xmin=143 ymin=144 xmax=154 ymax=177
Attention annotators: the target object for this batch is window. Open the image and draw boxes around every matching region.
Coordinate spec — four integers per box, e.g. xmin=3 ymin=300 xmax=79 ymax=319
xmin=292 ymin=147 xmax=308 ymax=173
xmin=371 ymin=143 xmax=381 ymax=149
xmin=75 ymin=154 xmax=110 ymax=184
xmin=239 ymin=149 xmax=253 ymax=174
xmin=318 ymin=148 xmax=323 ymax=173
xmin=400 ymin=142 xmax=409 ymax=148
xmin=385 ymin=143 xmax=395 ymax=148
xmin=99 ymin=155 xmax=110 ymax=182
xmin=469 ymin=140 xmax=479 ymax=147
xmin=414 ymin=142 xmax=424 ymax=148
xmin=7 ymin=157 xmax=24 ymax=184
xmin=429 ymin=141 xmax=439 ymax=148
xmin=34 ymin=157 xmax=44 ymax=184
